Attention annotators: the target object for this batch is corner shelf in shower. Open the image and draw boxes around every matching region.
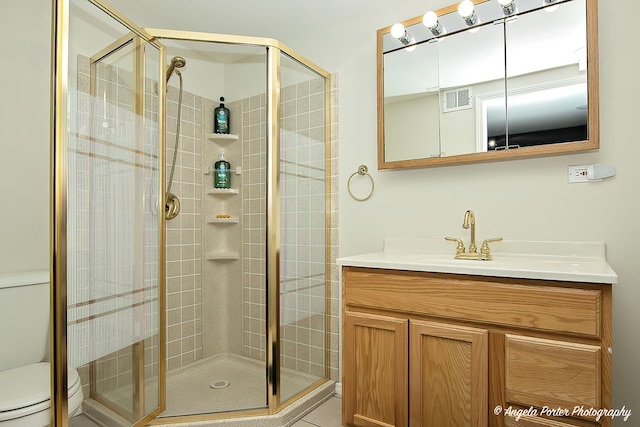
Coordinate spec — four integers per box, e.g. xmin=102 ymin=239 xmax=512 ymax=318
xmin=206 ymin=251 xmax=240 ymax=260
xmin=207 ymin=133 xmax=239 ymax=141
xmin=206 ymin=216 xmax=239 ymax=224
xmin=207 ymin=188 xmax=239 ymax=195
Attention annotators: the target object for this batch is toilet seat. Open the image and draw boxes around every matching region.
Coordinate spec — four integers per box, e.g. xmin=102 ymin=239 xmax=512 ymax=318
xmin=0 ymin=362 xmax=82 ymax=424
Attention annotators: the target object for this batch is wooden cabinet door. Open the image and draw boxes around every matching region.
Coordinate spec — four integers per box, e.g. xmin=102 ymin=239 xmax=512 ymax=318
xmin=410 ymin=320 xmax=489 ymax=427
xmin=343 ymin=311 xmax=409 ymax=427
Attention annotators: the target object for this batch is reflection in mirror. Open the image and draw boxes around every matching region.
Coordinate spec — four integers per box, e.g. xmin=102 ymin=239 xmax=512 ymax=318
xmin=377 ymin=0 xmax=598 ymax=169
xmin=502 ymin=0 xmax=588 ymax=150
xmin=384 ymin=41 xmax=440 ymax=162
xmin=437 ymin=21 xmax=505 ymax=157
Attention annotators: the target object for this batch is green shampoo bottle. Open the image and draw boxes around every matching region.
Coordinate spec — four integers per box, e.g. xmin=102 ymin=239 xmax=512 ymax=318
xmin=214 ymin=96 xmax=230 ymax=134
xmin=214 ymin=153 xmax=231 ymax=189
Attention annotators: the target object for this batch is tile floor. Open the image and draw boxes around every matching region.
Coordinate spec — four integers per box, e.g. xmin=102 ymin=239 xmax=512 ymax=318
xmin=292 ymin=396 xmax=342 ymax=427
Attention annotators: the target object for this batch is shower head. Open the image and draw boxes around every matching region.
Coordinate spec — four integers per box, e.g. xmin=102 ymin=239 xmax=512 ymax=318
xmin=166 ymin=56 xmax=186 ymax=82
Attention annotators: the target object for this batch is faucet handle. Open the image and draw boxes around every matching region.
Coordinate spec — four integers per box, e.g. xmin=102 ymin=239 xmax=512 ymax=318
xmin=480 ymin=237 xmax=503 ymax=257
xmin=445 ymin=237 xmax=466 ymax=254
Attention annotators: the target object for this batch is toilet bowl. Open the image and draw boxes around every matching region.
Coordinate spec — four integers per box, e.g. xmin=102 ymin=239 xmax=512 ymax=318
xmin=0 ymin=363 xmax=82 ymax=427
xmin=0 ymin=271 xmax=83 ymax=426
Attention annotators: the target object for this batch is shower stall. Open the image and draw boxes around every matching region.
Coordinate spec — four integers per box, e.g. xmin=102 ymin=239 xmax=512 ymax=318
xmin=51 ymin=0 xmax=333 ymax=426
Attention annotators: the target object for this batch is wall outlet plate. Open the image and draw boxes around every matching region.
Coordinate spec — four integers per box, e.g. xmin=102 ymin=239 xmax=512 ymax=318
xmin=568 ymin=165 xmax=589 ymax=183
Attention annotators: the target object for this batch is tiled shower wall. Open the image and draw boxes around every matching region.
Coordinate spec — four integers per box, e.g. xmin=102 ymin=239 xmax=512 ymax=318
xmin=165 ymin=86 xmax=204 ymax=370
xmin=279 ymin=76 xmax=329 ymax=379
xmin=328 ymin=75 xmax=339 ymax=383
xmin=241 ymin=94 xmax=268 ymax=361
xmin=240 ymin=75 xmax=340 ymax=382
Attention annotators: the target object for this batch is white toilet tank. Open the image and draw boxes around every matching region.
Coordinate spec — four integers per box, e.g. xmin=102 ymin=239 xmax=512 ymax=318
xmin=0 ymin=270 xmax=50 ymax=372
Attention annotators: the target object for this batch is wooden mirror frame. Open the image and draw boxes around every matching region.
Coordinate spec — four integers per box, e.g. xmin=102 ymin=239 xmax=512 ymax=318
xmin=377 ymin=0 xmax=599 ymax=170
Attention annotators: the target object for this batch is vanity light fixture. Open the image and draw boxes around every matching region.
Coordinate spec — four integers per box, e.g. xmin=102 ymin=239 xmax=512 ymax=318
xmin=423 ymin=11 xmax=445 ymax=36
xmin=458 ymin=0 xmax=479 ymax=26
xmin=497 ymin=0 xmax=517 ymax=15
xmin=390 ymin=22 xmax=417 ymax=51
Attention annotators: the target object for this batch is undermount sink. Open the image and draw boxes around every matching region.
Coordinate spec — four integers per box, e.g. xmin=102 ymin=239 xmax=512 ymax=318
xmin=336 ymin=238 xmax=618 ymax=284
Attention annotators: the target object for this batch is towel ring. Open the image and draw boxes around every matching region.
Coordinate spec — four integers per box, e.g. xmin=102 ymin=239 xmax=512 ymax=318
xmin=348 ymin=165 xmax=375 ymax=201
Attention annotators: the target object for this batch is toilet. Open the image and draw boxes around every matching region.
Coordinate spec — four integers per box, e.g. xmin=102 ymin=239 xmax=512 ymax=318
xmin=0 ymin=271 xmax=83 ymax=426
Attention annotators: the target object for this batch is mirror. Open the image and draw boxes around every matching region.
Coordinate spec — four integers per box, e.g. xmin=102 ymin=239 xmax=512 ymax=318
xmin=377 ymin=0 xmax=598 ymax=169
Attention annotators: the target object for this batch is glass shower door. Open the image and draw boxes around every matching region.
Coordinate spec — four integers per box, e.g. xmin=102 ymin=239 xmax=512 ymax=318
xmin=86 ymin=35 xmax=161 ymax=421
xmin=148 ymin=35 xmax=271 ymax=418
xmin=54 ymin=0 xmax=165 ymax=425
xmin=278 ymin=52 xmax=328 ymax=403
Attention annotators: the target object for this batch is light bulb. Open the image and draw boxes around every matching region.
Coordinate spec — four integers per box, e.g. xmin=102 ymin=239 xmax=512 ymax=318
xmin=391 ymin=23 xmax=406 ymax=39
xmin=497 ymin=0 xmax=512 ymax=5
xmin=423 ymin=11 xmax=438 ymax=28
xmin=423 ymin=11 xmax=444 ymax=36
xmin=458 ymin=0 xmax=475 ymax=18
xmin=458 ymin=0 xmax=479 ymax=26
xmin=390 ymin=22 xmax=416 ymax=48
xmin=543 ymin=0 xmax=559 ymax=12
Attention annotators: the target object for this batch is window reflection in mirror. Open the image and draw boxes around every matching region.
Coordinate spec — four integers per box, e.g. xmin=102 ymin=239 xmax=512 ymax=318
xmin=377 ymin=0 xmax=598 ymax=169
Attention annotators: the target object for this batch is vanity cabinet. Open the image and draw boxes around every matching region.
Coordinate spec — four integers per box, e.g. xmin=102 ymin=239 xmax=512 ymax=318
xmin=341 ymin=267 xmax=612 ymax=427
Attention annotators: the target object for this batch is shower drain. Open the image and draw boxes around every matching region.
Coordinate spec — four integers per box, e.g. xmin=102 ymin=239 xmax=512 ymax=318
xmin=210 ymin=380 xmax=230 ymax=389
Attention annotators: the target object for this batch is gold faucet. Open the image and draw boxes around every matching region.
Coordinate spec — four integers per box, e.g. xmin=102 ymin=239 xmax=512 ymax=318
xmin=446 ymin=210 xmax=502 ymax=260
xmin=462 ymin=210 xmax=477 ymax=253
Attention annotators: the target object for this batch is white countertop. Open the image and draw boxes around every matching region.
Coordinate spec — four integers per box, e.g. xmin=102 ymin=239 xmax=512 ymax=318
xmin=337 ymin=238 xmax=618 ymax=284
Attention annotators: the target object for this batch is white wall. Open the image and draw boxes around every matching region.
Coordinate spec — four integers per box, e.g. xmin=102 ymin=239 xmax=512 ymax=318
xmin=292 ymin=0 xmax=639 ymax=422
xmin=0 ymin=0 xmax=51 ymax=273
xmin=5 ymin=0 xmax=639 ymax=422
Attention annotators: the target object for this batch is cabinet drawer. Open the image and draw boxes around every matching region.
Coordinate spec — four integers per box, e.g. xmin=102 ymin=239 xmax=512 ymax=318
xmin=505 ymin=334 xmax=601 ymax=410
xmin=343 ymin=268 xmax=603 ymax=337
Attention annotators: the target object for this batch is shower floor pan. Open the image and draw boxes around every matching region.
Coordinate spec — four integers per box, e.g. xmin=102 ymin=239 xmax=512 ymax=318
xmin=161 ymin=353 xmax=320 ymax=417
xmin=82 ymin=353 xmax=332 ymax=426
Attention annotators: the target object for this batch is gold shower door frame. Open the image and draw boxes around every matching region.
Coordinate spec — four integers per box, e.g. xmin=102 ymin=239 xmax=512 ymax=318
xmin=53 ymin=1 xmax=332 ymax=426
xmin=143 ymin=28 xmax=333 ymax=424
xmin=51 ymin=0 xmax=166 ymax=426
xmin=86 ymin=34 xmax=161 ymax=423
